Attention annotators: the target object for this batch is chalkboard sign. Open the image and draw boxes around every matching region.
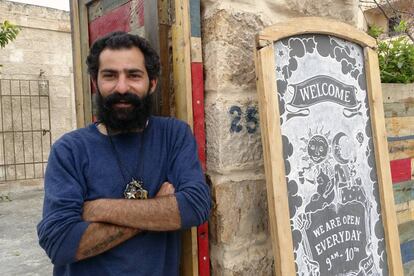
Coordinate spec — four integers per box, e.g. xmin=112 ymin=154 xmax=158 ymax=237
xmin=255 ymin=17 xmax=403 ymax=276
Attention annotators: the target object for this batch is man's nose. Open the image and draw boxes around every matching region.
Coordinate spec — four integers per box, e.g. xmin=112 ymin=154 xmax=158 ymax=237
xmin=115 ymin=75 xmax=129 ymax=94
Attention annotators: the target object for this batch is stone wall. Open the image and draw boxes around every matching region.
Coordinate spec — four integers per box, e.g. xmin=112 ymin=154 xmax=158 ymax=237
xmin=0 ymin=1 xmax=74 ymax=192
xmin=201 ymin=0 xmax=361 ymax=274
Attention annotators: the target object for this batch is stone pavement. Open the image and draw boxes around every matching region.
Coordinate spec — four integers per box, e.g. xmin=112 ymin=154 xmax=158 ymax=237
xmin=0 ymin=189 xmax=52 ymax=276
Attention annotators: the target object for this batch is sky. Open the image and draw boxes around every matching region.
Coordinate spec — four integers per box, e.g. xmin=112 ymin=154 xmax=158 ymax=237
xmin=9 ymin=0 xmax=70 ymax=11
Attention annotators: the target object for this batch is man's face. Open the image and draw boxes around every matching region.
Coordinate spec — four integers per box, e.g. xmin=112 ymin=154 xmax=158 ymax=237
xmin=97 ymin=47 xmax=156 ymax=101
xmin=95 ymin=47 xmax=157 ymax=132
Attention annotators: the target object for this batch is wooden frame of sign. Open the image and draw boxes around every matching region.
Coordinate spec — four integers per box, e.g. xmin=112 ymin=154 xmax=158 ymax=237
xmin=255 ymin=17 xmax=403 ymax=276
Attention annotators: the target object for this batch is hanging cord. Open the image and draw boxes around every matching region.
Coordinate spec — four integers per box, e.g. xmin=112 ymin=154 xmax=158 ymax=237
xmin=107 ymin=126 xmax=146 ymax=184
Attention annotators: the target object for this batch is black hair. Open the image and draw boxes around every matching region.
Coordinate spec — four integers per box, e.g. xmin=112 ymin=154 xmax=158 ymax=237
xmin=86 ymin=31 xmax=160 ymax=81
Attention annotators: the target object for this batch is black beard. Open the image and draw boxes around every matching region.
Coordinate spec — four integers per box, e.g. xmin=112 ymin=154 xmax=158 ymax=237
xmin=96 ymin=90 xmax=152 ymax=133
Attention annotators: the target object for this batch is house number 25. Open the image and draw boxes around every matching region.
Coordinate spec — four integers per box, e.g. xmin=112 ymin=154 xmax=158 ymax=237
xmin=229 ymin=105 xmax=258 ymax=134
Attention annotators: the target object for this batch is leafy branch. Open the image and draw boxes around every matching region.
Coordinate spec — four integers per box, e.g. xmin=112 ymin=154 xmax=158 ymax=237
xmin=368 ymin=22 xmax=414 ymax=83
xmin=0 ymin=20 xmax=20 ymax=48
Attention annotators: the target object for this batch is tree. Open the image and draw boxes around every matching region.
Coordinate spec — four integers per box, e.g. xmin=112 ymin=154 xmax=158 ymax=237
xmin=359 ymin=0 xmax=413 ymax=42
xmin=0 ymin=20 xmax=20 ymax=48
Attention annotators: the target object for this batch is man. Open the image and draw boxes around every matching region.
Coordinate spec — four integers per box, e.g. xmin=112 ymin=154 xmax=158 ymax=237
xmin=37 ymin=31 xmax=211 ymax=275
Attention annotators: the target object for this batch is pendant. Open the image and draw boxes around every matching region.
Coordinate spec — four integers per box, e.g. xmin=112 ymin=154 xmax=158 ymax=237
xmin=124 ymin=179 xmax=148 ymax=199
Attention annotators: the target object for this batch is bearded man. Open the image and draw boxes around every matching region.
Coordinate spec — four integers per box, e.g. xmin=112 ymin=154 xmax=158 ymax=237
xmin=37 ymin=32 xmax=211 ymax=275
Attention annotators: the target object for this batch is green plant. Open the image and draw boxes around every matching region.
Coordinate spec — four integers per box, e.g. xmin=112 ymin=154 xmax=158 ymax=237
xmin=0 ymin=20 xmax=20 ymax=48
xmin=369 ymin=21 xmax=414 ymax=83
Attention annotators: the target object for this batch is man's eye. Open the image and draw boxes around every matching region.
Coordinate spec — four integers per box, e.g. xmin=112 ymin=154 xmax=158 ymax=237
xmin=103 ymin=74 xmax=115 ymax=78
xmin=129 ymin=74 xmax=141 ymax=79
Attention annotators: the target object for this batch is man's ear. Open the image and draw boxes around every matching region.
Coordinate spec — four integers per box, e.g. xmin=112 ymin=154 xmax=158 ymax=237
xmin=149 ymin=79 xmax=158 ymax=94
xmin=91 ymin=79 xmax=98 ymax=91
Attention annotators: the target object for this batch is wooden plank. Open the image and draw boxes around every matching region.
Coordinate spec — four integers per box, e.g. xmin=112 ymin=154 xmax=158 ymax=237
xmin=382 ymin=84 xmax=414 ymax=103
xmin=79 ymin=0 xmax=92 ymax=125
xmin=257 ymin=17 xmax=376 ymax=49
xmin=158 ymin=0 xmax=171 ymax=116
xmin=189 ymin=2 xmax=210 ymax=274
xmin=191 ymin=62 xmax=205 ymax=170
xmin=365 ymin=47 xmax=404 ymax=275
xmin=192 ymin=62 xmax=210 ymax=276
xmin=384 ymin=101 xmax=414 ymax=118
xmin=393 ymin=180 xmax=414 ymax=205
xmin=189 ymin=0 xmax=201 ymax=37
xmin=180 ymin=227 xmax=199 ymax=276
xmin=412 ymin=158 xmax=414 ymax=180
xmin=401 ymin=240 xmax=414 ymax=264
xmin=143 ymin=0 xmax=161 ymax=115
xmin=255 ymin=44 xmax=296 ymax=276
xmin=388 ymin=139 xmax=414 ymax=160
xmin=88 ymin=1 xmax=131 ymax=44
xmin=88 ymin=0 xmax=131 ymax=22
xmin=172 ymin=0 xmax=193 ymax=126
xmin=396 ymin=203 xmax=414 ymax=225
xmin=70 ymin=0 xmax=85 ymax=128
xmin=132 ymin=0 xmax=145 ymax=31
xmin=71 ymin=0 xmax=92 ymax=127
xmin=390 ymin=158 xmax=412 ymax=183
xmin=385 ymin=116 xmax=414 ymax=137
xmin=190 ymin=37 xmax=202 ymax=63
xmin=157 ymin=0 xmax=170 ymax=116
xmin=172 ymin=1 xmax=196 ymax=275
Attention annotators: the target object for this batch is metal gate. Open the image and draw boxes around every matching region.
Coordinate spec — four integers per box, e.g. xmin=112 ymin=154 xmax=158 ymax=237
xmin=0 ymin=79 xmax=51 ymax=181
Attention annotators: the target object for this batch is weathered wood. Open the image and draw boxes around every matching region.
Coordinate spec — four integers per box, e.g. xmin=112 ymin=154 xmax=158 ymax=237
xmin=384 ymin=101 xmax=414 ymax=118
xmin=382 ymin=84 xmax=414 ymax=103
xmin=388 ymin=140 xmax=414 ymax=160
xmin=365 ymin=47 xmax=404 ymax=276
xmin=79 ymin=0 xmax=92 ymax=125
xmin=257 ymin=17 xmax=376 ymax=49
xmin=255 ymin=44 xmax=296 ymax=276
xmin=393 ymin=180 xmax=414 ymax=205
xmin=158 ymin=0 xmax=171 ymax=116
xmin=172 ymin=0 xmax=193 ymax=127
xmin=395 ymin=203 xmax=414 ymax=225
xmin=87 ymin=0 xmax=131 ymax=22
xmin=412 ymin=158 xmax=414 ymax=180
xmin=71 ymin=0 xmax=92 ymax=127
xmin=385 ymin=116 xmax=414 ymax=137
xmin=172 ymin=1 xmax=197 ymax=275
xmin=88 ymin=1 xmax=131 ymax=44
xmin=190 ymin=37 xmax=202 ymax=63
xmin=144 ymin=0 xmax=161 ymax=115
xmin=390 ymin=158 xmax=412 ymax=183
xmin=180 ymin=227 xmax=199 ymax=276
xmin=70 ymin=0 xmax=85 ymax=128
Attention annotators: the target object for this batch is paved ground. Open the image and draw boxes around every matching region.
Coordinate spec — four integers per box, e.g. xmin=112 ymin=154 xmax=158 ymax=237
xmin=0 ymin=189 xmax=52 ymax=276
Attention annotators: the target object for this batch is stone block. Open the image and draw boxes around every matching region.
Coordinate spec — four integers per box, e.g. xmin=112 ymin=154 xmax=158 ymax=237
xmin=205 ymin=93 xmax=263 ymax=174
xmin=209 ymin=178 xmax=268 ymax=245
xmin=210 ymin=236 xmax=274 ymax=276
xmin=209 ymin=177 xmax=273 ymax=275
xmin=202 ymin=10 xmax=267 ymax=91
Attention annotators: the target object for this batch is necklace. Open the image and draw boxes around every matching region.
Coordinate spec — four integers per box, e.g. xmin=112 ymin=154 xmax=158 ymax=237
xmin=107 ymin=125 xmax=148 ymax=200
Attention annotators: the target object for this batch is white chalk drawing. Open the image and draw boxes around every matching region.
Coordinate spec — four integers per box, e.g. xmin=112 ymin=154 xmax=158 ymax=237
xmin=275 ymin=35 xmax=387 ymax=275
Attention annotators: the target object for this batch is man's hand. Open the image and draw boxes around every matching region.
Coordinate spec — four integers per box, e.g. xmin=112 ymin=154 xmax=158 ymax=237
xmin=156 ymin=182 xmax=175 ymax=197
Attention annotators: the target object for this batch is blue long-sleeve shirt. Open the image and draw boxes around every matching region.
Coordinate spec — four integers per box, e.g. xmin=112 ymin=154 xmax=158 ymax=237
xmin=37 ymin=116 xmax=211 ymax=275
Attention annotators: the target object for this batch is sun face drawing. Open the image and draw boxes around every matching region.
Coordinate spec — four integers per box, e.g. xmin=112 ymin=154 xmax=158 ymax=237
xmin=300 ymin=127 xmax=334 ymax=173
xmin=307 ymin=135 xmax=329 ymax=163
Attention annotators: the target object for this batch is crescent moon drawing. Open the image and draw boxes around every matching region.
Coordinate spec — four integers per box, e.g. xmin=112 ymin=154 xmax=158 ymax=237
xmin=332 ymin=132 xmax=349 ymax=164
